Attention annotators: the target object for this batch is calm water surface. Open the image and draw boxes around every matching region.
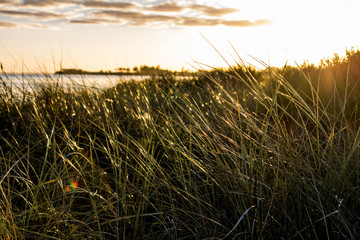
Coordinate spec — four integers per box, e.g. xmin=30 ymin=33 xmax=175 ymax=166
xmin=0 ymin=73 xmax=149 ymax=91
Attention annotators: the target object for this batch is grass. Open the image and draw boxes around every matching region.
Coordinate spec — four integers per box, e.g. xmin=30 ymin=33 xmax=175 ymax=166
xmin=1 ymin=49 xmax=360 ymax=239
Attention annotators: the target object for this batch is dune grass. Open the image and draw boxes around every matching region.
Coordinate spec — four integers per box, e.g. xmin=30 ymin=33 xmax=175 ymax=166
xmin=1 ymin=50 xmax=360 ymax=239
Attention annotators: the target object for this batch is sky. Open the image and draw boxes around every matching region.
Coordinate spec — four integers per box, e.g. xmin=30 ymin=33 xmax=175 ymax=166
xmin=0 ymin=0 xmax=360 ymax=73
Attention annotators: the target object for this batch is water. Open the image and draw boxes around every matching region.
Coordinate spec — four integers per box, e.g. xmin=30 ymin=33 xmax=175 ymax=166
xmin=0 ymin=73 xmax=150 ymax=91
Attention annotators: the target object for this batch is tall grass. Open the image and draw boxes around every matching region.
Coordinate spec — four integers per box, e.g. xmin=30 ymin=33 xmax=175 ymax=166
xmin=1 ymin=50 xmax=360 ymax=239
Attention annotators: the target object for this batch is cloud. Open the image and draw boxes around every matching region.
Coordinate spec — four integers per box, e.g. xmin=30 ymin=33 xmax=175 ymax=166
xmin=19 ymin=0 xmax=76 ymax=7
xmin=82 ymin=1 xmax=137 ymax=9
xmin=0 ymin=21 xmax=18 ymax=28
xmin=146 ymin=2 xmax=239 ymax=17
xmin=0 ymin=20 xmax=54 ymax=29
xmin=73 ymin=9 xmax=271 ymax=28
xmin=92 ymin=10 xmax=143 ymax=21
xmin=0 ymin=0 xmax=13 ymax=4
xmin=0 ymin=9 xmax=64 ymax=20
xmin=225 ymin=19 xmax=270 ymax=27
xmin=69 ymin=19 xmax=103 ymax=24
xmin=69 ymin=18 xmax=117 ymax=25
xmin=179 ymin=17 xmax=271 ymax=27
xmin=179 ymin=17 xmax=219 ymax=26
xmin=0 ymin=0 xmax=271 ymax=28
xmin=92 ymin=10 xmax=176 ymax=25
xmin=19 ymin=0 xmax=137 ymax=9
xmin=221 ymin=19 xmax=272 ymax=27
xmin=190 ymin=4 xmax=239 ymax=17
xmin=22 ymin=23 xmax=56 ymax=29
xmin=145 ymin=2 xmax=185 ymax=12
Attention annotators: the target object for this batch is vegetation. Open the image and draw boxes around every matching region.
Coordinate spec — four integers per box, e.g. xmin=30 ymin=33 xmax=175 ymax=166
xmin=1 ymin=48 xmax=360 ymax=239
xmin=55 ymin=65 xmax=196 ymax=76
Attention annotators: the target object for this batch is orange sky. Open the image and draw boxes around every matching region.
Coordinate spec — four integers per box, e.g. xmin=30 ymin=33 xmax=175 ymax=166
xmin=1 ymin=0 xmax=360 ymax=73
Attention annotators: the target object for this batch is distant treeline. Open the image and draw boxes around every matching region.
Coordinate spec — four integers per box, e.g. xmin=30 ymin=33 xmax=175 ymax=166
xmin=55 ymin=65 xmax=197 ymax=76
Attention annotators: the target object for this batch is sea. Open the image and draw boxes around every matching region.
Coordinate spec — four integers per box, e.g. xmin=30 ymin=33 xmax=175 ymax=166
xmin=0 ymin=73 xmax=150 ymax=92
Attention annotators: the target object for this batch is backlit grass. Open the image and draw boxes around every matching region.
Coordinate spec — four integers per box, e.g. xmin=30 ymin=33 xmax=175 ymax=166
xmin=1 ymin=49 xmax=360 ymax=239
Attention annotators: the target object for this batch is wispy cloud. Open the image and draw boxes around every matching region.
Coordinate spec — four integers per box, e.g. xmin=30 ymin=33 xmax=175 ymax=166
xmin=19 ymin=0 xmax=76 ymax=7
xmin=91 ymin=10 xmax=176 ymax=25
xmin=222 ymin=19 xmax=271 ymax=27
xmin=145 ymin=2 xmax=184 ymax=12
xmin=179 ymin=17 xmax=271 ymax=27
xmin=78 ymin=10 xmax=270 ymax=27
xmin=0 ymin=0 xmax=13 ymax=4
xmin=82 ymin=1 xmax=138 ymax=9
xmin=145 ymin=2 xmax=239 ymax=17
xmin=26 ymin=23 xmax=56 ymax=29
xmin=69 ymin=18 xmax=116 ymax=25
xmin=19 ymin=0 xmax=137 ymax=9
xmin=0 ymin=0 xmax=271 ymax=29
xmin=190 ymin=4 xmax=239 ymax=17
xmin=0 ymin=21 xmax=18 ymax=28
xmin=0 ymin=20 xmax=54 ymax=29
xmin=0 ymin=9 xmax=64 ymax=20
